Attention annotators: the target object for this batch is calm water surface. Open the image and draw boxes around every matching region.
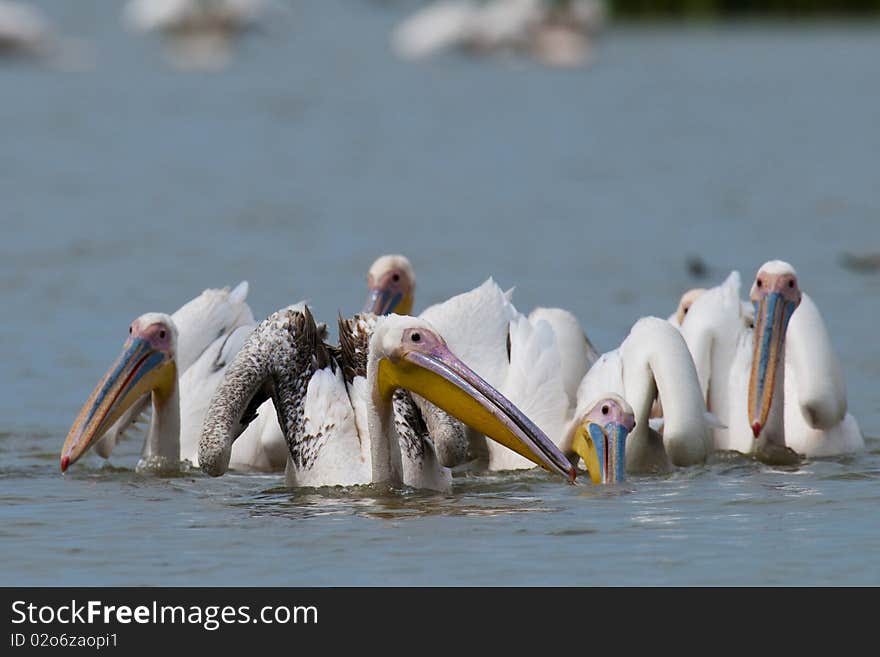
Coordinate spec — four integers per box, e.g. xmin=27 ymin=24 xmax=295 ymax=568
xmin=1 ymin=2 xmax=879 ymax=585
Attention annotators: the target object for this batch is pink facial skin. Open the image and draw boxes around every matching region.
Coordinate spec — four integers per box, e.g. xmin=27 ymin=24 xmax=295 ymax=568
xmin=585 ymin=399 xmax=636 ymax=434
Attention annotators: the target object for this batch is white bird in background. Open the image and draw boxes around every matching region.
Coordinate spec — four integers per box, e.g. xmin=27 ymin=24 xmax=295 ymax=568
xmin=122 ymin=0 xmax=269 ymax=69
xmin=419 ymin=278 xmax=602 ymax=474
xmin=576 ymin=316 xmax=714 ymax=474
xmin=678 ymin=262 xmax=864 ymax=461
xmin=391 ymin=0 xmax=606 ymax=68
xmin=0 ymin=1 xmax=93 ymax=68
xmin=197 ymin=307 xmax=576 ymax=491
xmin=667 ymin=287 xmax=707 ymax=328
xmin=0 ymin=0 xmax=51 ymax=57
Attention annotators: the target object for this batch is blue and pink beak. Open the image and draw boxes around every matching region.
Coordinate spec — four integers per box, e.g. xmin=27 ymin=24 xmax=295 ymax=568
xmin=571 ymin=397 xmax=636 ymax=484
xmin=60 ymin=319 xmax=176 ymax=472
xmin=748 ymin=269 xmax=802 ymax=439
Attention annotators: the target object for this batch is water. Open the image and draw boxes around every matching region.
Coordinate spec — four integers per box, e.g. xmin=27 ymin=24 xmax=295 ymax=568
xmin=2 ymin=2 xmax=879 ymax=585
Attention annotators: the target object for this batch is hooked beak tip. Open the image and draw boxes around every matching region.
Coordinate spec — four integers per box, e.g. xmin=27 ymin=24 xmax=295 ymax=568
xmin=61 ymin=455 xmax=70 ymax=472
xmin=752 ymin=422 xmax=762 ymax=439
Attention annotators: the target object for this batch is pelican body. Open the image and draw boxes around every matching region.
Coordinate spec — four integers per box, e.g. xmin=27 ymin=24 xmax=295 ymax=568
xmin=419 ymin=278 xmax=611 ymax=479
xmin=198 ymin=307 xmax=577 ymax=491
xmin=679 ymin=261 xmax=864 ymax=461
xmin=61 ymin=283 xmax=270 ymax=472
xmin=576 ymin=317 xmax=713 ymax=474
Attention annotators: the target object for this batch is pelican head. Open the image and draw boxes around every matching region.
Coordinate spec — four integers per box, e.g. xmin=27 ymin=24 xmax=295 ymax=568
xmin=673 ymin=288 xmax=706 ymax=326
xmin=363 ymin=254 xmax=415 ymax=316
xmin=60 ymin=313 xmax=178 ymax=472
xmin=570 ymin=395 xmax=635 ymax=484
xmin=748 ymin=260 xmax=802 ymax=439
xmin=372 ymin=315 xmax=576 ymax=482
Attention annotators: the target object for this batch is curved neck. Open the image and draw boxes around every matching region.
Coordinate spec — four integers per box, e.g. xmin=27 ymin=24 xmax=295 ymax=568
xmin=622 ymin=320 xmax=710 ymax=465
xmin=366 ymin=355 xmax=403 ymax=487
xmin=143 ymin=376 xmax=180 ymax=463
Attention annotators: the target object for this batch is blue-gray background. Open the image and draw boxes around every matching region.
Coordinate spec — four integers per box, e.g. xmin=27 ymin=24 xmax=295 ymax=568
xmin=1 ymin=2 xmax=878 ymax=585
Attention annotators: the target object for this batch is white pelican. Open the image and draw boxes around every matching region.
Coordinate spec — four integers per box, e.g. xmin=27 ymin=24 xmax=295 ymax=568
xmin=0 ymin=1 xmax=50 ymax=57
xmin=62 ymin=312 xmax=185 ymax=472
xmin=679 ymin=262 xmax=864 ymax=460
xmin=360 ymin=255 xmax=603 ymax=407
xmin=197 ymin=307 xmax=577 ymax=491
xmin=72 ymin=281 xmax=255 ymax=468
xmin=419 ymin=278 xmax=600 ymax=474
xmin=122 ymin=0 xmax=268 ymax=69
xmin=576 ymin=317 xmax=714 ymax=473
xmin=362 ymin=254 xmax=416 ymax=316
xmin=667 ymin=288 xmax=706 ymax=328
xmin=391 ymin=0 xmax=605 ymax=68
xmin=570 ymin=395 xmax=635 ymax=484
xmin=60 ymin=283 xmax=296 ymax=472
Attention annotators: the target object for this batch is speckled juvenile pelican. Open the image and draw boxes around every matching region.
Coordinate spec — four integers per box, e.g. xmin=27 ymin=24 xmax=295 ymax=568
xmin=198 ymin=306 xmax=577 ymax=491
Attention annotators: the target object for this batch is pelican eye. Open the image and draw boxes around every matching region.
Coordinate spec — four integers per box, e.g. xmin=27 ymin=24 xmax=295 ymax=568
xmin=788 ymin=280 xmax=794 ymax=288
xmin=159 ymin=329 xmax=166 ymax=339
xmin=602 ymin=405 xmax=609 ymax=415
xmin=392 ymin=273 xmax=400 ymax=282
xmin=129 ymin=326 xmax=132 ymax=334
xmin=411 ymin=332 xmax=421 ymax=343
xmin=756 ymin=279 xmax=763 ymax=289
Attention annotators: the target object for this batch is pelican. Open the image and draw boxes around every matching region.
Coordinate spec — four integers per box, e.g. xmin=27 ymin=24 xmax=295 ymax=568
xmin=679 ymin=262 xmax=864 ymax=460
xmin=360 ymin=256 xmax=603 ymax=404
xmin=94 ymin=283 xmax=267 ymax=465
xmin=122 ymin=0 xmax=268 ymax=69
xmin=391 ymin=0 xmax=605 ymax=68
xmin=0 ymin=1 xmax=50 ymax=57
xmin=198 ymin=307 xmax=577 ymax=491
xmin=59 ymin=283 xmax=295 ymax=472
xmin=576 ymin=317 xmax=714 ymax=473
xmin=62 ymin=312 xmax=184 ymax=472
xmin=570 ymin=395 xmax=635 ymax=484
xmin=667 ymin=288 xmax=706 ymax=327
xmin=361 ymin=257 xmax=599 ymax=476
xmin=419 ymin=278 xmax=601 ymax=474
xmin=0 ymin=1 xmax=93 ymax=68
xmin=362 ymin=254 xmax=416 ymax=316
xmin=69 ymin=253 xmax=435 ymax=473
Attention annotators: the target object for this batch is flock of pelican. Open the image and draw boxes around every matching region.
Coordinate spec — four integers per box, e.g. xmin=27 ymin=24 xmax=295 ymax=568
xmin=391 ymin=0 xmax=606 ymax=68
xmin=59 ymin=254 xmax=864 ymax=492
xmin=1 ymin=0 xmax=603 ymax=69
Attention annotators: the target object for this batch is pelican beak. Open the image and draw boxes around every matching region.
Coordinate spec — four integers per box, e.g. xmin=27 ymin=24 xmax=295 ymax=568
xmin=571 ymin=421 xmax=631 ymax=484
xmin=363 ymin=282 xmax=412 ymax=316
xmin=378 ymin=344 xmax=577 ymax=482
xmin=748 ymin=292 xmax=797 ymax=439
xmin=60 ymin=337 xmax=175 ymax=472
